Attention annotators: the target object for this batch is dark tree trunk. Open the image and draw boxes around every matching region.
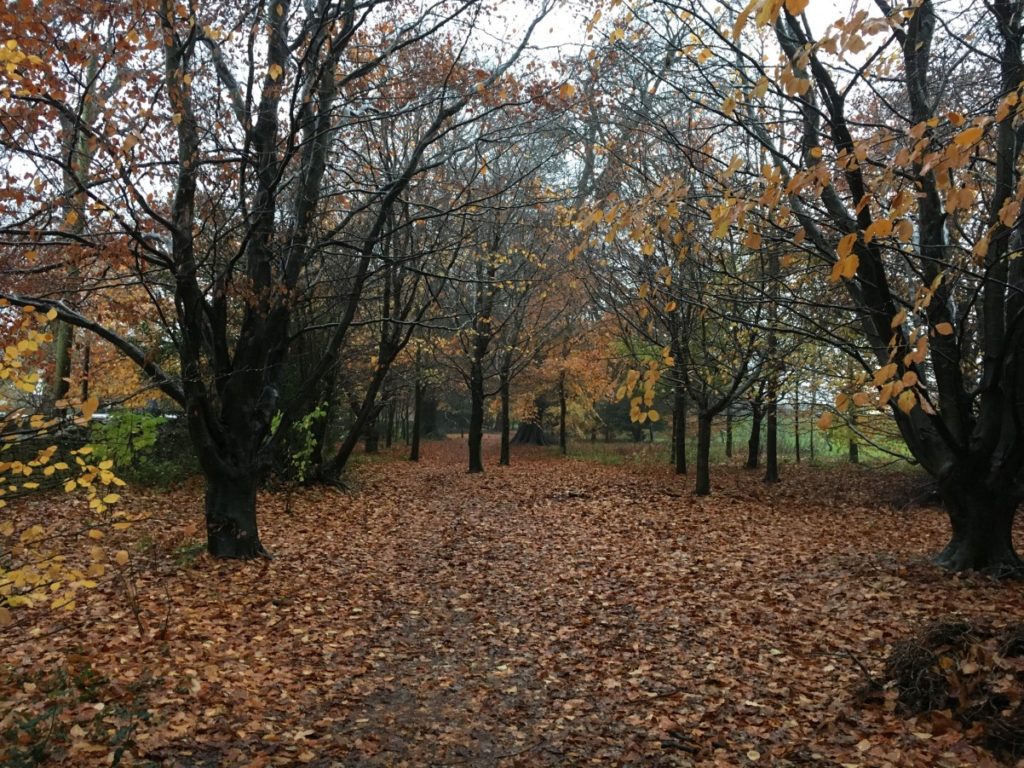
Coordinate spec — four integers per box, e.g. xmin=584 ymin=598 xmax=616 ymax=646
xmin=809 ymin=387 xmax=816 ymax=461
xmin=631 ymin=423 xmax=644 ymax=442
xmin=205 ymin=471 xmax=265 ymax=559
xmin=746 ymin=401 xmax=762 ymax=469
xmin=794 ymin=388 xmax=801 ymax=464
xmin=422 ymin=395 xmax=439 ymax=438
xmin=725 ymin=409 xmax=733 ymax=459
xmin=696 ymin=413 xmax=712 ymax=496
xmin=468 ymin=359 xmax=485 ymax=473
xmin=673 ymin=384 xmax=687 ymax=474
xmin=764 ymin=393 xmax=779 ymax=483
xmin=934 ymin=480 xmax=1022 ymax=575
xmin=499 ymin=368 xmax=510 ymax=466
xmin=410 ymin=380 xmax=423 ymax=461
xmin=558 ymin=371 xmax=567 ymax=456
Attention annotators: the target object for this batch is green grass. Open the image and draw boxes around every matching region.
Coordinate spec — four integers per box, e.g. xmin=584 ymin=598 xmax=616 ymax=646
xmin=566 ymin=415 xmax=914 ymax=468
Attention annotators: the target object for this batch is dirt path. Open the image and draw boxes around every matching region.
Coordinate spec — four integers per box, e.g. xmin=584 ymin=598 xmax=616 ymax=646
xmin=4 ymin=438 xmax=1023 ymax=766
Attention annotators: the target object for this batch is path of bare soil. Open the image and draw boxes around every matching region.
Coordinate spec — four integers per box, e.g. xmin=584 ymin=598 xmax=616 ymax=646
xmin=3 ymin=437 xmax=1024 ymax=766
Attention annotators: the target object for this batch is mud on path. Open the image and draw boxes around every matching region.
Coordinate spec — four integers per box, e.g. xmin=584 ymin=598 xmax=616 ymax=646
xmin=3 ymin=437 xmax=1023 ymax=766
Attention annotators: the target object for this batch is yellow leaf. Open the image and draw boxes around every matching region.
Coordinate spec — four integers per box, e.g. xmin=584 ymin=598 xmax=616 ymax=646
xmin=852 ymin=392 xmax=871 ymax=407
xmin=102 ymin=493 xmax=120 ymax=504
xmin=837 ymin=232 xmax=857 ymax=259
xmin=897 ymin=389 xmax=917 ymax=414
xmin=45 ymin=308 xmax=57 ymax=321
xmin=785 ymin=0 xmax=808 ymax=13
xmin=65 ymin=210 xmax=79 ymax=226
xmin=817 ymin=412 xmax=833 ymax=429
xmin=648 ymin=410 xmax=661 ymax=423
xmin=901 ymin=371 xmax=919 ymax=387
xmin=665 ymin=300 xmax=677 ymax=312
xmin=558 ymin=82 xmax=576 ymax=100
xmin=87 ymin=529 xmax=104 ymax=540
xmin=0 ymin=606 xmax=11 ymax=627
xmin=890 ymin=310 xmax=906 ymax=329
xmin=864 ymin=218 xmax=893 ymax=243
xmin=953 ymin=125 xmax=983 ymax=147
xmin=63 ymin=479 xmax=77 ymax=493
xmin=114 ymin=550 xmax=129 ymax=566
xmin=935 ymin=322 xmax=954 ymax=335
xmin=835 ymin=393 xmax=849 ymax=412
xmin=268 ymin=63 xmax=283 ymax=81
xmin=841 ymin=253 xmax=859 ymax=279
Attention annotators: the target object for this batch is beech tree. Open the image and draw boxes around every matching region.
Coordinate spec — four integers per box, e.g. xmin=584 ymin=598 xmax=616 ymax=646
xmin=0 ymin=0 xmax=551 ymax=557
xmin=658 ymin=0 xmax=1024 ymax=571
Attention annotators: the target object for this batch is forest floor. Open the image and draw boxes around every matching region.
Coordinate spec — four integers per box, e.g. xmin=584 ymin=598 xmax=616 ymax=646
xmin=3 ymin=437 xmax=1024 ymax=767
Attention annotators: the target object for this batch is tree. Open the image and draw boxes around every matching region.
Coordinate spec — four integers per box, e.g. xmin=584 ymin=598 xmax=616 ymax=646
xmin=682 ymin=0 xmax=1024 ymax=571
xmin=0 ymin=0 xmax=551 ymax=557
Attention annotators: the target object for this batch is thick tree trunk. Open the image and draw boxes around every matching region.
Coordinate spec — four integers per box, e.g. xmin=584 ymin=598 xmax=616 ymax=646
xmin=410 ymin=380 xmax=423 ymax=461
xmin=934 ymin=480 xmax=1021 ymax=575
xmin=746 ymin=401 xmax=762 ymax=469
xmin=205 ymin=471 xmax=266 ymax=559
xmin=696 ymin=413 xmax=712 ymax=496
xmin=468 ymin=360 xmax=485 ymax=473
xmin=673 ymin=384 xmax=687 ymax=474
xmin=764 ymin=393 xmax=779 ymax=483
xmin=499 ymin=368 xmax=510 ymax=466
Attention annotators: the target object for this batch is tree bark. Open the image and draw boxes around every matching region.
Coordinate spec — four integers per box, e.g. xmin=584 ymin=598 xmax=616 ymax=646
xmin=205 ymin=471 xmax=265 ymax=559
xmin=934 ymin=479 xmax=1022 ymax=575
xmin=696 ymin=412 xmax=712 ymax=496
xmin=793 ymin=387 xmax=801 ymax=464
xmin=746 ymin=400 xmax=762 ymax=469
xmin=410 ymin=380 xmax=423 ymax=462
xmin=673 ymin=383 xmax=687 ymax=474
xmin=468 ymin=358 xmax=485 ymax=473
xmin=725 ymin=409 xmax=733 ymax=459
xmin=499 ymin=367 xmax=511 ymax=466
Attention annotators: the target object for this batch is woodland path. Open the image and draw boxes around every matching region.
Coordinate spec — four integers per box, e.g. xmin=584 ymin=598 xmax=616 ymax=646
xmin=4 ymin=437 xmax=1024 ymax=766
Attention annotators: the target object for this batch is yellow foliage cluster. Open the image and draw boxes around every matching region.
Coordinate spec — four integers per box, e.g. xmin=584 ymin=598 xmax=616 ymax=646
xmin=0 ymin=304 xmax=127 ymax=625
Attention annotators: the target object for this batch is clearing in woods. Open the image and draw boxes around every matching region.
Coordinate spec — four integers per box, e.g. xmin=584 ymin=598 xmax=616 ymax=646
xmin=3 ymin=438 xmax=1024 ymax=766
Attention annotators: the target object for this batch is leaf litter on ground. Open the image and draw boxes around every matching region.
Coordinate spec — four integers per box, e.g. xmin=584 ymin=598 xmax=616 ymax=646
xmin=2 ymin=437 xmax=1023 ymax=767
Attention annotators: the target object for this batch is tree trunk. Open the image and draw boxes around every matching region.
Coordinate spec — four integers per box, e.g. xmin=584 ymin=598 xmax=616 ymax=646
xmin=499 ymin=368 xmax=510 ymax=466
xmin=410 ymin=380 xmax=423 ymax=462
xmin=422 ymin=395 xmax=439 ymax=438
xmin=746 ymin=401 xmax=762 ymax=469
xmin=49 ymin=321 xmax=74 ymax=406
xmin=468 ymin=359 xmax=485 ymax=473
xmin=934 ymin=480 xmax=1022 ymax=575
xmin=764 ymin=392 xmax=779 ymax=483
xmin=558 ymin=371 xmax=567 ymax=456
xmin=725 ymin=409 xmax=733 ymax=459
xmin=696 ymin=412 xmax=712 ymax=496
xmin=205 ymin=471 xmax=265 ymax=559
xmin=673 ymin=384 xmax=687 ymax=474
xmin=809 ymin=387 xmax=816 ymax=461
xmin=793 ymin=388 xmax=801 ymax=464
xmin=364 ymin=415 xmax=379 ymax=453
